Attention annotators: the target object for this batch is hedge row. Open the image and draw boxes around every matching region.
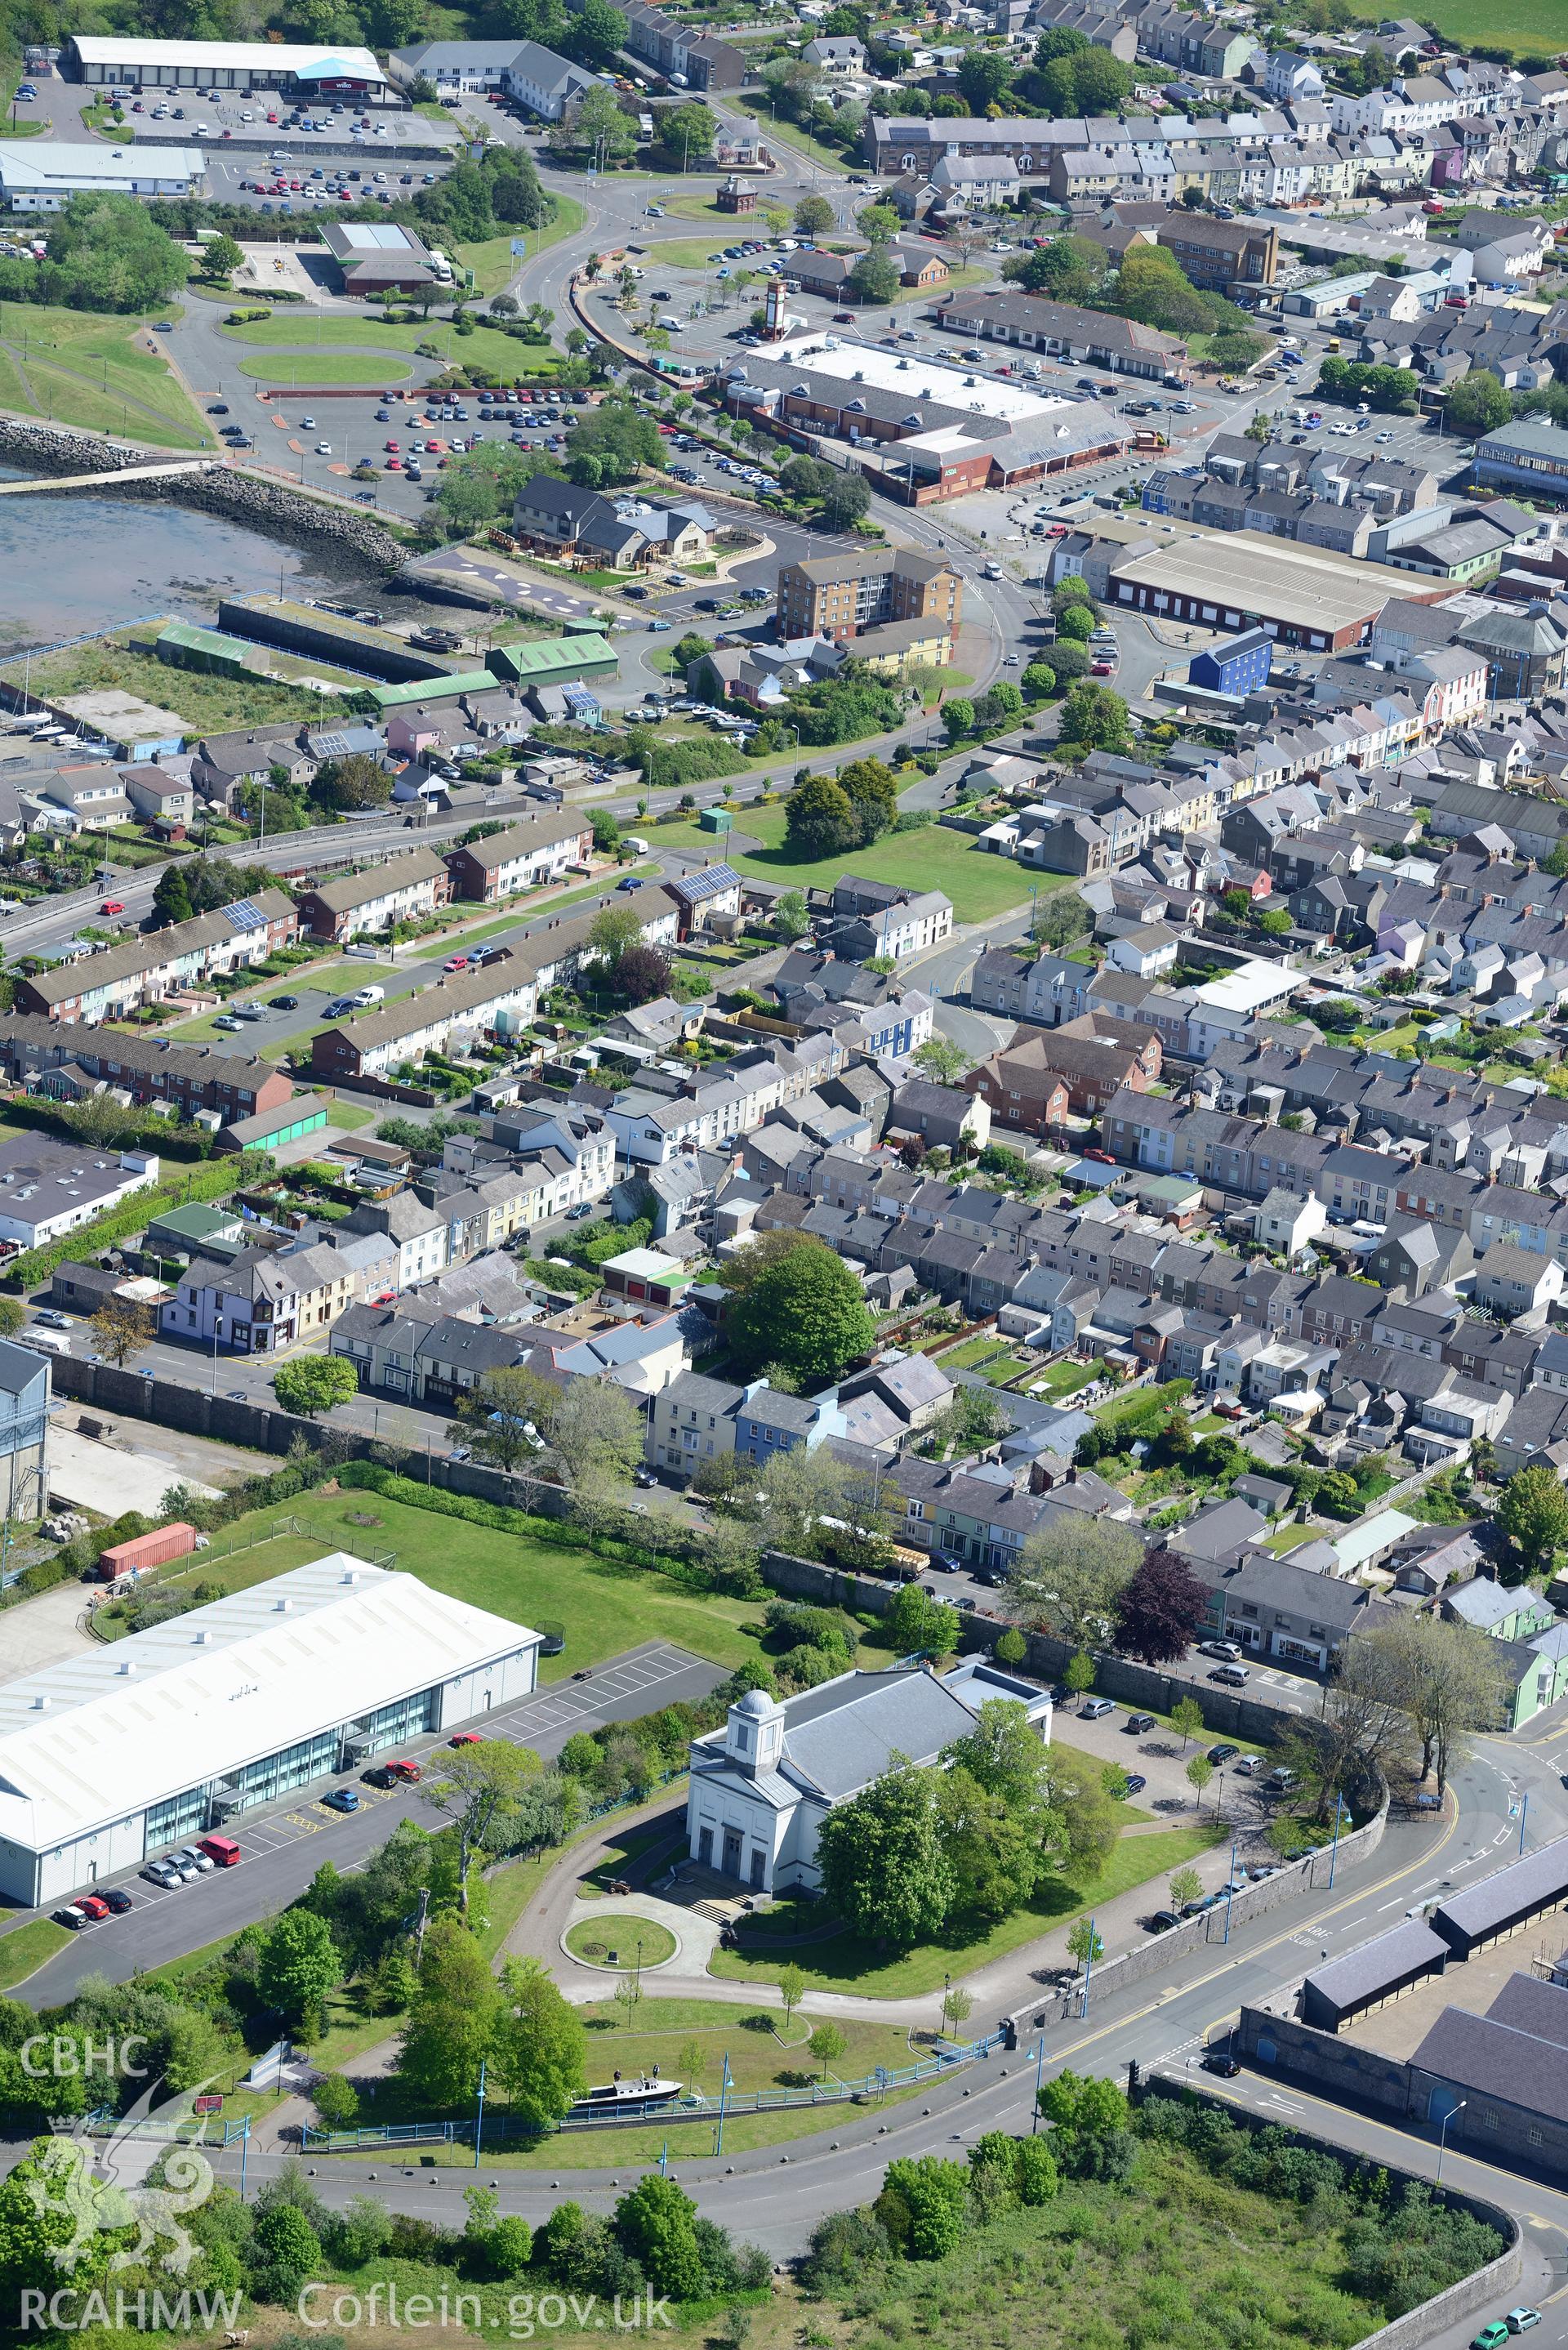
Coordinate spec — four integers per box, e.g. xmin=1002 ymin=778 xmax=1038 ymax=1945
xmin=2 ymin=1152 xmax=274 ymax=1291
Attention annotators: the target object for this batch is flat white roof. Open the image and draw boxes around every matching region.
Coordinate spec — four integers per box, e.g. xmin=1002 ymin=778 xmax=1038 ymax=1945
xmin=771 ymin=329 xmax=1073 ymax=426
xmin=605 ymin=1246 xmax=688 ymax=1278
xmin=1192 ymin=958 xmax=1304 ymax=1014
xmin=69 ymin=35 xmax=385 ymax=79
xmin=0 ymin=1555 xmax=539 ymax=1854
xmin=0 ymin=141 xmax=202 ymax=185
xmin=1333 ymin=1507 xmax=1418 ymax=1573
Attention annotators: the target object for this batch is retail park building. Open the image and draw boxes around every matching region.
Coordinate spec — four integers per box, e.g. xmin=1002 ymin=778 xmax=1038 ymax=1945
xmin=0 ymin=1557 xmax=540 ymax=1906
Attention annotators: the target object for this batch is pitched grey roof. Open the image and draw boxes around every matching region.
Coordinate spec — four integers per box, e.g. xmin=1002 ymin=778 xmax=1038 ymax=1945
xmin=1302 ymin=1920 xmax=1449 ymax=2026
xmin=781 ymin=1669 xmax=980 ymax=1801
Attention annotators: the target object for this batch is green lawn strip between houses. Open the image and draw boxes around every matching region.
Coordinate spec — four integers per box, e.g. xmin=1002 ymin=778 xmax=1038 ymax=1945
xmin=649 ymin=807 xmax=1037 ymax=925
xmin=706 ymin=1822 xmax=1223 ymax=1999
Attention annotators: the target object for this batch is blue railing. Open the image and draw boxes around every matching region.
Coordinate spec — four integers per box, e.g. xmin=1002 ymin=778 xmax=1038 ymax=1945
xmin=299 ymin=2029 xmax=1009 ymax=2152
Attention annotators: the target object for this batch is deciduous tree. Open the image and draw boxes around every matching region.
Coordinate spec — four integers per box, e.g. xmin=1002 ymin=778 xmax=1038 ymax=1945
xmin=1496 ymin=1463 xmax=1568 ymax=1574
xmin=91 ymin=1297 xmax=154 ymax=1367
xmin=449 ymin=1362 xmax=556 ymax=1471
xmin=273 ymin=1355 xmax=360 ymax=1420
xmin=1009 ymin=1515 xmax=1142 ymax=1648
xmin=816 ymin=1760 xmax=956 ymax=1948
xmin=421 ymin=1741 xmax=543 ymax=1911
xmin=396 ymin=1919 xmax=500 ymax=2107
xmin=1114 ymin=1545 xmax=1209 ymax=1664
xmin=492 ymin=1955 xmax=587 ymax=2129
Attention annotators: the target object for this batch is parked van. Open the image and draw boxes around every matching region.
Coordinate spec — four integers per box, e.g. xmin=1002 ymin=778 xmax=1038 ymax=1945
xmin=1263 ymin=1766 xmax=1295 ymax=1796
xmin=348 ymin=985 xmax=385 ymax=1010
xmin=197 ymin=1835 xmax=241 ymax=1868
xmin=21 ymin=1327 xmax=69 ymax=1356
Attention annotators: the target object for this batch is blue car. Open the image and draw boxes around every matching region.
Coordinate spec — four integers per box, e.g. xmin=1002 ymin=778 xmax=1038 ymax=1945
xmin=322 ymin=1787 xmax=360 ymax=1814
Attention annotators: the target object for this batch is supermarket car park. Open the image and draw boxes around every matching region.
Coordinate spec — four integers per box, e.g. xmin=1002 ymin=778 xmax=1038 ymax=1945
xmin=20 ymin=1641 xmax=721 ymax=2003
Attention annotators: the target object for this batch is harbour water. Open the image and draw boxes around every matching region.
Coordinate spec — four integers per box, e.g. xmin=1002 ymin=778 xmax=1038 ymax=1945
xmin=0 ymin=474 xmax=363 ymax=655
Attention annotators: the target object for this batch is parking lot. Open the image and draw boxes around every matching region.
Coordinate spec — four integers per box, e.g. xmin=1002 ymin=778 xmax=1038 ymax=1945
xmin=28 ymin=1641 xmax=719 ymax=1999
xmin=11 ymin=71 xmax=460 ymax=173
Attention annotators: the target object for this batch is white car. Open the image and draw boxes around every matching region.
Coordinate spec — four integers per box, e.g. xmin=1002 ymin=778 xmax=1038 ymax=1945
xmin=315 ymin=439 xmax=331 ymax=453
xmin=301 ymin=413 xmax=316 ymax=427
xmin=176 ymin=1845 xmax=215 ymax=1874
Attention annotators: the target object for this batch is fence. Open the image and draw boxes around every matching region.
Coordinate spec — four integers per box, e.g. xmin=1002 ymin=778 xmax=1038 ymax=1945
xmin=299 ymin=2027 xmax=1010 ymax=2151
xmin=82 ymin=2107 xmax=250 ymax=2147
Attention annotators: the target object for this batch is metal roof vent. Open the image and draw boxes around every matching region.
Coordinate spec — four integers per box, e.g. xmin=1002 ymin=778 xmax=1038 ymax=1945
xmin=274 ymin=1597 xmax=293 ymax=1612
xmin=30 ymin=1694 xmax=50 ymax=1709
xmin=194 ymin=1630 xmax=212 ymax=1645
xmin=341 ymin=1568 xmax=359 ymax=1585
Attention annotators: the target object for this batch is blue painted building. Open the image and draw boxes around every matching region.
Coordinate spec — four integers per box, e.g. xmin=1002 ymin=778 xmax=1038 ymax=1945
xmin=1188 ymin=627 xmax=1274 ymax=695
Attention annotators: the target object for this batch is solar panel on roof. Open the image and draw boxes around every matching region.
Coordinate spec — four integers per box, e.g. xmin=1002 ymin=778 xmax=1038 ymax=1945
xmin=224 ymin=899 xmax=266 ymax=932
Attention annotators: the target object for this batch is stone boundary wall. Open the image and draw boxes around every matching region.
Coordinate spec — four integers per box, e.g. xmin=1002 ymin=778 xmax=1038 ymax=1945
xmin=759 ymin=1547 xmax=1321 ymax=1746
xmin=1236 ymin=2006 xmax=1415 ymax=2115
xmin=1135 ymin=2075 xmax=1521 ymax=2350
xmin=1003 ymin=1782 xmax=1388 ymax=2035
xmin=0 ymin=420 xmax=404 ymax=568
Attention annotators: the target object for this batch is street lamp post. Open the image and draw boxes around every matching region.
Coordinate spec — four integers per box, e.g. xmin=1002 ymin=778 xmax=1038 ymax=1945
xmin=1326 ymin=1791 xmax=1347 ymax=1888
xmin=1436 ymin=2098 xmax=1467 ymax=2184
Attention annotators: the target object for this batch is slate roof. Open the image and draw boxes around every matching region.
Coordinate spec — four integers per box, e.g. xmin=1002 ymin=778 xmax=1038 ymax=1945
xmin=1302 ymin=1920 xmax=1449 ymax=2027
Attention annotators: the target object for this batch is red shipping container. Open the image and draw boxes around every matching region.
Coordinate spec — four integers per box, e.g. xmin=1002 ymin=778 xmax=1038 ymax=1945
xmin=95 ymin=1523 xmax=199 ymax=1584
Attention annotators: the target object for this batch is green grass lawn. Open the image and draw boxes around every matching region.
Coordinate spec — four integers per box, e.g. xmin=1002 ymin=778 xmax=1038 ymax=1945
xmin=130 ymin=1487 xmax=767 ymax=1683
xmin=352 ymin=1991 xmax=932 ymax=2167
xmin=0 ymin=1915 xmax=73 ymax=1990
xmin=458 ymin=194 xmax=586 ymax=295
xmin=319 ymin=1094 xmax=376 ymax=1131
xmin=220 ymin=310 xmax=571 ymax=384
xmin=0 ymin=633 xmax=350 ymax=739
xmin=1258 ymin=1525 xmax=1315 ymax=1555
xmin=238 ymin=349 xmax=414 ymax=386
xmin=707 ymin=1822 xmax=1221 ymax=1998
xmin=0 ymin=301 xmax=210 ymax=448
xmin=564 ymin=1911 xmax=679 ymax=1968
xmin=1031 ymin=1358 xmax=1098 ymax=1401
xmin=652 ymin=807 xmax=1034 ymax=924
xmin=1415 ymin=0 xmax=1558 ymax=47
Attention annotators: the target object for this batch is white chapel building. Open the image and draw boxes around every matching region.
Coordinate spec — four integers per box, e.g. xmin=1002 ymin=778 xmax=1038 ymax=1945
xmin=685 ymin=1659 xmax=1053 ymax=1896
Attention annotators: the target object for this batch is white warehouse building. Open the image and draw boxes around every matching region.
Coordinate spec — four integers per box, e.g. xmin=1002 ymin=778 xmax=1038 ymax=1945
xmin=685 ymin=1660 xmax=1052 ymax=1896
xmin=0 ymin=1555 xmax=541 ymax=1908
xmin=0 ymin=140 xmax=205 ymax=210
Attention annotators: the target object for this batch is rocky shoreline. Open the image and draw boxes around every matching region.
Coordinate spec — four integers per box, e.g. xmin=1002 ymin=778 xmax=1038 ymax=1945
xmin=0 ymin=419 xmax=406 ymax=572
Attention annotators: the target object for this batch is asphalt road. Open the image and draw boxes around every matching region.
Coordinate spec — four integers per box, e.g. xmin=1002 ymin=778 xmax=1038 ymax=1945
xmin=8 ymin=1639 xmax=725 ymax=2008
xmin=119 ymin=1729 xmax=1561 ymax=2269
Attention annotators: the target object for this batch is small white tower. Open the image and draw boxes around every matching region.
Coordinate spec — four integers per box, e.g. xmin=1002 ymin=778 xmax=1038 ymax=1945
xmin=725 ymin=1685 xmax=784 ymax=1777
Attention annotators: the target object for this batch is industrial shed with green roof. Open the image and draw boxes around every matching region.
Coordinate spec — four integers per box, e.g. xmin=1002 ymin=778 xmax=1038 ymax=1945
xmin=486 ymin=633 xmax=617 ymax=685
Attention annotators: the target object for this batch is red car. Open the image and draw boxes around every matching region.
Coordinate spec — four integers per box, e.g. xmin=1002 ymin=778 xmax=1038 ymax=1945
xmin=1091 ymin=660 xmax=1114 ymax=675
xmin=100 ymin=899 xmax=124 ymax=915
xmin=383 ymin=438 xmax=400 ymax=452
xmin=443 ymin=953 xmax=469 ymax=971
xmin=449 ymin=1731 xmax=483 ymax=1747
xmin=386 ymin=457 xmax=403 ymax=470
xmin=75 ymin=1894 xmax=112 ymax=1922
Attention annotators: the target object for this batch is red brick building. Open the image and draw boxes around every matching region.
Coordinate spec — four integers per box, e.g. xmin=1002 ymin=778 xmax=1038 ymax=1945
xmin=965 ymin=1017 xmax=1162 ymax=1132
